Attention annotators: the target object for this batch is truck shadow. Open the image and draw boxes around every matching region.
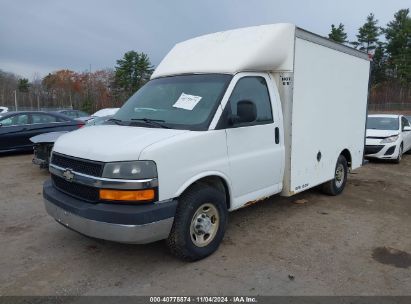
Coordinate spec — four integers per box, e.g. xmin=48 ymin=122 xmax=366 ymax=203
xmin=75 ymin=187 xmax=323 ymax=264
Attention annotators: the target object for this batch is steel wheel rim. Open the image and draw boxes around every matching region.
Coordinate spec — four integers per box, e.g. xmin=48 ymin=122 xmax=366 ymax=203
xmin=190 ymin=203 xmax=220 ymax=247
xmin=335 ymin=163 xmax=344 ymax=188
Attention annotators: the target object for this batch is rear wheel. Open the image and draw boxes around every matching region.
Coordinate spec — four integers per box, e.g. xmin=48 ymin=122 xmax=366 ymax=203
xmin=321 ymin=155 xmax=348 ymax=196
xmin=166 ymin=184 xmax=228 ymax=261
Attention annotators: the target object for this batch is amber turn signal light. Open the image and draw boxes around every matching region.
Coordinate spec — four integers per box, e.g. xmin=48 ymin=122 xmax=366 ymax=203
xmin=99 ymin=189 xmax=155 ymax=202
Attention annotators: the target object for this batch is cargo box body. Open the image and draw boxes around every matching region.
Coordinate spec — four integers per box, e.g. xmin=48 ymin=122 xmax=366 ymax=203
xmin=277 ymin=29 xmax=370 ymax=196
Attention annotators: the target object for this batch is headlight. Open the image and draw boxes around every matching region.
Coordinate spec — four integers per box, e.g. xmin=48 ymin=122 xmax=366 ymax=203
xmin=102 ymin=161 xmax=157 ymax=179
xmin=380 ymin=135 xmax=399 ymax=144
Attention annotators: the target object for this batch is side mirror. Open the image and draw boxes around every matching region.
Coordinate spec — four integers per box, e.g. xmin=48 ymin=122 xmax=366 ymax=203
xmin=229 ymin=100 xmax=257 ymax=125
xmin=403 ymin=126 xmax=411 ymax=131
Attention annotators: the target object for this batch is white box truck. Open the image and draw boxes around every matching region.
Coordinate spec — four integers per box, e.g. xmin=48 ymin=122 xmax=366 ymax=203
xmin=43 ymin=24 xmax=370 ymax=260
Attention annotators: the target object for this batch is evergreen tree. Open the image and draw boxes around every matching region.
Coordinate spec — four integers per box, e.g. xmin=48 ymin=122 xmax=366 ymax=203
xmin=328 ymin=23 xmax=348 ymax=43
xmin=18 ymin=78 xmax=30 ymax=92
xmin=81 ymin=97 xmax=93 ymax=114
xmin=383 ymin=9 xmax=411 ymax=82
xmin=370 ymin=43 xmax=387 ymax=85
xmin=114 ymin=51 xmax=153 ymax=97
xmin=353 ymin=13 xmax=380 ymax=53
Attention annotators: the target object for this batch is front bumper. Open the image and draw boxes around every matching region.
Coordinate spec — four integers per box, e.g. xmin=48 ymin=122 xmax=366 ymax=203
xmin=43 ymin=179 xmax=177 ymax=244
xmin=364 ymin=142 xmax=399 ymax=160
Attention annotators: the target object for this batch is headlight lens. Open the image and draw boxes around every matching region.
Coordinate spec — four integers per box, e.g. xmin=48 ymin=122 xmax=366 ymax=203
xmin=380 ymin=135 xmax=399 ymax=143
xmin=102 ymin=161 xmax=157 ymax=179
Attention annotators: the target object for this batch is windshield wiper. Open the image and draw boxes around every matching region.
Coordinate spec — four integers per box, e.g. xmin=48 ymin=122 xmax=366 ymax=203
xmin=106 ymin=118 xmax=126 ymax=125
xmin=130 ymin=118 xmax=171 ymax=129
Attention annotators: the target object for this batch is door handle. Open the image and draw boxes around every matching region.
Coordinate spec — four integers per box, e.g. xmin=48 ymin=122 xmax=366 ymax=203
xmin=275 ymin=127 xmax=280 ymax=144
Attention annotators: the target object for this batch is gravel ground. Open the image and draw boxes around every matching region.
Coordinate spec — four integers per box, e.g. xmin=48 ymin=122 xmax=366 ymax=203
xmin=0 ymin=153 xmax=410 ymax=296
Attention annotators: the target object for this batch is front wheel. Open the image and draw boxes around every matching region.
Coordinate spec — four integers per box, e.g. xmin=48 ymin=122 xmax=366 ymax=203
xmin=321 ymin=155 xmax=348 ymax=196
xmin=393 ymin=144 xmax=403 ymax=164
xmin=166 ymin=184 xmax=228 ymax=261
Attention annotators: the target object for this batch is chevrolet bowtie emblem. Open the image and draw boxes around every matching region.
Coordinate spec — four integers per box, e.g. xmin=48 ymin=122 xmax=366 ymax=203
xmin=62 ymin=169 xmax=75 ymax=182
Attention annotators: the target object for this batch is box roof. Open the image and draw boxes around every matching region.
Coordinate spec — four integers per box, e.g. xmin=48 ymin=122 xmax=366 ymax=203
xmin=151 ymin=23 xmax=296 ymax=78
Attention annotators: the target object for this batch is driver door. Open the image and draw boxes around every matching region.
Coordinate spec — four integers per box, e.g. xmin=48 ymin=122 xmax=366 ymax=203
xmin=219 ymin=73 xmax=284 ymax=209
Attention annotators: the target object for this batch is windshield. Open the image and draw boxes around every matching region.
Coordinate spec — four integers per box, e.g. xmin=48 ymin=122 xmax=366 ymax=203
xmin=367 ymin=117 xmax=399 ymax=131
xmin=113 ymin=74 xmax=232 ymax=130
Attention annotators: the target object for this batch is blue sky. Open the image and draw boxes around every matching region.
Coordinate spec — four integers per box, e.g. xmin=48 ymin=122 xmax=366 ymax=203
xmin=0 ymin=0 xmax=409 ymax=79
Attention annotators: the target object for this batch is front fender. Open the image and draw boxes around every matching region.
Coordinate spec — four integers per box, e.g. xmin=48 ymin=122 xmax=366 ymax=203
xmin=174 ymin=171 xmax=233 ymax=208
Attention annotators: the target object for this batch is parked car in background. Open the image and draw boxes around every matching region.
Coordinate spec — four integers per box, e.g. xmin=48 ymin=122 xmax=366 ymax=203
xmin=0 ymin=111 xmax=84 ymax=153
xmin=0 ymin=106 xmax=8 ymax=114
xmin=365 ymin=114 xmax=411 ymax=163
xmin=402 ymin=116 xmax=411 ymax=154
xmin=92 ymin=108 xmax=119 ymax=117
xmin=84 ymin=108 xmax=119 ymax=125
xmin=57 ymin=109 xmax=90 ymax=120
xmin=85 ymin=115 xmax=113 ymax=126
xmin=31 ymin=132 xmax=69 ymax=168
xmin=31 ymin=115 xmax=113 ymax=168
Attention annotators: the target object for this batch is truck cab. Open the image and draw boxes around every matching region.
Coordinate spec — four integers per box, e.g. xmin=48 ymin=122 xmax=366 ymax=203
xmin=43 ymin=24 xmax=370 ymax=261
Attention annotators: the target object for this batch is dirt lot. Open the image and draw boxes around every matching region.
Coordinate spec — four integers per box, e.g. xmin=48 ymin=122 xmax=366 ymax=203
xmin=0 ymin=153 xmax=410 ymax=296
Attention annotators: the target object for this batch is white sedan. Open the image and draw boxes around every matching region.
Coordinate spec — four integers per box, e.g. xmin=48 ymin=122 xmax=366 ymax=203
xmin=365 ymin=114 xmax=411 ymax=163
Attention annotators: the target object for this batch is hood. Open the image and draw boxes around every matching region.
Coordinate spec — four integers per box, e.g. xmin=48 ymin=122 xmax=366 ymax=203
xmin=30 ymin=131 xmax=69 ymax=143
xmin=366 ymin=129 xmax=399 ymax=138
xmin=53 ymin=125 xmax=189 ymax=162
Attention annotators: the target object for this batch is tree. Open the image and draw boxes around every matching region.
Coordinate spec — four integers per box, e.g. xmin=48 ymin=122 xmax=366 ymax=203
xmin=114 ymin=51 xmax=153 ymax=98
xmin=18 ymin=78 xmax=30 ymax=92
xmin=0 ymin=69 xmax=18 ymax=105
xmin=81 ymin=97 xmax=93 ymax=114
xmin=352 ymin=13 xmax=380 ymax=53
xmin=370 ymin=43 xmax=388 ymax=85
xmin=42 ymin=70 xmax=77 ymax=108
xmin=383 ymin=9 xmax=411 ymax=82
xmin=328 ymin=23 xmax=348 ymax=43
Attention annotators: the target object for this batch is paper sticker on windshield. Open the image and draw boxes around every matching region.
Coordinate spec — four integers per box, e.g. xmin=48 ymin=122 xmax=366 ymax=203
xmin=173 ymin=93 xmax=202 ymax=110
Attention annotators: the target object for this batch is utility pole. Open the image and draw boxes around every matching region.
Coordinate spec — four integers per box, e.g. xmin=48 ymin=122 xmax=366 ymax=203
xmin=37 ymin=93 xmax=40 ymax=110
xmin=14 ymin=90 xmax=18 ymax=111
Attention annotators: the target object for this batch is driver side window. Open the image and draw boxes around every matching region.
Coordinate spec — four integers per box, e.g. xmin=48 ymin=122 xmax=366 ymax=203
xmin=228 ymin=76 xmax=273 ymax=126
xmin=402 ymin=117 xmax=410 ymax=131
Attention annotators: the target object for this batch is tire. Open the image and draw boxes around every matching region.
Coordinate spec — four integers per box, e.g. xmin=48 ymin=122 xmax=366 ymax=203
xmin=393 ymin=144 xmax=403 ymax=164
xmin=166 ymin=183 xmax=228 ymax=261
xmin=321 ymin=155 xmax=348 ymax=196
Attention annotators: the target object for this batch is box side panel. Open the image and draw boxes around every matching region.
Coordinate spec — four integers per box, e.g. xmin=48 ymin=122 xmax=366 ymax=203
xmin=289 ymin=37 xmax=370 ymax=194
xmin=272 ymin=72 xmax=294 ymax=196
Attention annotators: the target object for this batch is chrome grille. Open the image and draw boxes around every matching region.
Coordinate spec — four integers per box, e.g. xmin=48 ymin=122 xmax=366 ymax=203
xmin=51 ymin=153 xmax=104 ymax=177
